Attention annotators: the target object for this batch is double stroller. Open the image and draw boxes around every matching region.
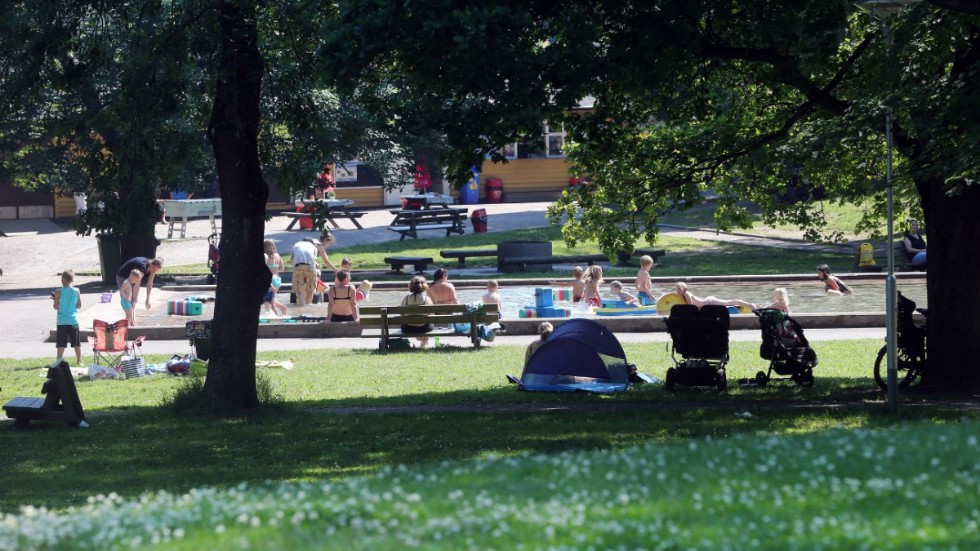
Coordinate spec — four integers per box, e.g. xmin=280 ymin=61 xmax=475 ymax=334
xmin=664 ymin=305 xmax=730 ymax=391
xmin=752 ymin=309 xmax=818 ymax=386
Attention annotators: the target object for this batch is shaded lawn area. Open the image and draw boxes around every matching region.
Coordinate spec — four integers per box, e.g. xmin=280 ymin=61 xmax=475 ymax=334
xmin=2 ymin=340 xmax=975 ymax=515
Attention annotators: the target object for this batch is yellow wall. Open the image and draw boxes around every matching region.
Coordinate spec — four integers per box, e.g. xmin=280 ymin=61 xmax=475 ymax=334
xmin=335 ymin=186 xmax=383 ymax=207
xmin=54 ymin=193 xmax=76 ymax=218
xmin=450 ymin=158 xmax=572 ymax=200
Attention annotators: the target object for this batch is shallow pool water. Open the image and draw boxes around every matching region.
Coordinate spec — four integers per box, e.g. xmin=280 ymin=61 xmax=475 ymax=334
xmin=360 ymin=280 xmax=927 ymax=318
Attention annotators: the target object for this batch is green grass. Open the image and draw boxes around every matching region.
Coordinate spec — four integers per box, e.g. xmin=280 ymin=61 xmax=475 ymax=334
xmin=2 ymin=342 xmax=976 ymax=548
xmin=163 ymin=225 xmax=853 ymax=280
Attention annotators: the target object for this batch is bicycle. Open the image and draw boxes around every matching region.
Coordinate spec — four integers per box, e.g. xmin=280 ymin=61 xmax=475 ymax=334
xmin=873 ymin=291 xmax=927 ymax=389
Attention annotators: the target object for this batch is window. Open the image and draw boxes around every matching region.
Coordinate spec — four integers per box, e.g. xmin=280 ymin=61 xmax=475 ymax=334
xmin=544 ymin=123 xmax=566 ymax=158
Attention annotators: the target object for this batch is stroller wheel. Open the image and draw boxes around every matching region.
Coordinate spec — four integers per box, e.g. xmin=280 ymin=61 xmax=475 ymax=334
xmin=664 ymin=367 xmax=676 ymax=391
xmin=716 ymin=369 xmax=727 ymax=391
xmin=798 ymin=370 xmax=815 ymax=387
xmin=755 ymin=371 xmax=769 ymax=388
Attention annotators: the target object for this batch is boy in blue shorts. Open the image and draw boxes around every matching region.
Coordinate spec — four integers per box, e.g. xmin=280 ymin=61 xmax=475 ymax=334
xmin=52 ymin=269 xmax=83 ymax=365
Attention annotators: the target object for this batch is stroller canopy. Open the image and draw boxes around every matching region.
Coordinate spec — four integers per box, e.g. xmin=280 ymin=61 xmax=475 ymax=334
xmin=520 ymin=319 xmax=632 ymax=393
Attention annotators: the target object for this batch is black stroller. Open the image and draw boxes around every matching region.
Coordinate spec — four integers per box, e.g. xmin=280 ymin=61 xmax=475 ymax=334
xmin=752 ymin=309 xmax=818 ymax=386
xmin=206 ymin=233 xmax=220 ymax=284
xmin=664 ymin=304 xmax=730 ymax=391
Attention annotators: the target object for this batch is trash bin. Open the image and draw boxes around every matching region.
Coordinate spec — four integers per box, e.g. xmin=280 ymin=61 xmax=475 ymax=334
xmin=298 ymin=204 xmax=314 ymax=230
xmin=96 ymin=233 xmax=122 ymax=285
xmin=485 ymin=178 xmax=503 ymax=203
xmin=471 ymin=209 xmax=488 ymax=233
xmin=460 ymin=166 xmax=480 ymax=205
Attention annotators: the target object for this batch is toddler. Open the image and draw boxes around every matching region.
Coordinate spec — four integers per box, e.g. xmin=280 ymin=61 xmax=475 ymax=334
xmin=482 ymin=279 xmax=501 ymax=305
xmin=582 ymin=265 xmax=604 ymax=307
xmin=263 ymin=239 xmax=288 ymax=316
xmin=550 ymin=266 xmax=586 ymax=302
xmin=635 ymin=255 xmax=655 ymax=304
xmin=609 ymin=280 xmax=638 ymax=305
xmin=119 ymin=269 xmax=144 ymax=326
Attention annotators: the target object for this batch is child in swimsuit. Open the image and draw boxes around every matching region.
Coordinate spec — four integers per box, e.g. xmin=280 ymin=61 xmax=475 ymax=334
xmin=635 ymin=255 xmax=655 ymax=304
xmin=609 ymin=280 xmax=638 ymax=305
xmin=550 ymin=266 xmax=586 ymax=302
xmin=582 ymin=265 xmax=604 ymax=308
xmin=817 ymin=264 xmax=852 ymax=295
xmin=263 ymin=239 xmax=288 ymax=316
xmin=482 ymin=279 xmax=501 ymax=305
xmin=120 ymin=269 xmax=144 ymax=326
xmin=326 ymin=269 xmax=359 ymax=323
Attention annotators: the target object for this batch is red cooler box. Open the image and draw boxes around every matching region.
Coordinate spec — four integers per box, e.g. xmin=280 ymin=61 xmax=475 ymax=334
xmin=471 ymin=209 xmax=488 ymax=233
xmin=485 ymin=178 xmax=503 ymax=203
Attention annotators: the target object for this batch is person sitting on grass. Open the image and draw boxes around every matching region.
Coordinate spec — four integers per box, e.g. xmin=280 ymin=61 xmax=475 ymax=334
xmin=675 ymin=281 xmax=755 ymax=310
xmin=523 ymin=321 xmax=554 ymax=371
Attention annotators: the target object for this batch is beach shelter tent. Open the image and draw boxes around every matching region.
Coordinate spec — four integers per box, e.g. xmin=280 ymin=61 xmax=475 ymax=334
xmin=518 ymin=319 xmax=633 ymax=393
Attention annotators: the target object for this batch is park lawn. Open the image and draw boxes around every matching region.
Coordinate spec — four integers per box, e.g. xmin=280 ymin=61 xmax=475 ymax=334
xmin=163 ymin=226 xmax=853 ymax=280
xmin=2 ymin=340 xmax=975 ymax=522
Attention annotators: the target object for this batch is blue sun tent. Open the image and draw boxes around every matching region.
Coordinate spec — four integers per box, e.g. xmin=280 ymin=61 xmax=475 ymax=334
xmin=515 ymin=319 xmax=634 ymax=393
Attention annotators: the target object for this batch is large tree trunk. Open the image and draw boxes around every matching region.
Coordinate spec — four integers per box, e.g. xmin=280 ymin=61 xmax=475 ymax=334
xmin=917 ymin=176 xmax=980 ymax=390
xmin=203 ymin=0 xmax=268 ymax=409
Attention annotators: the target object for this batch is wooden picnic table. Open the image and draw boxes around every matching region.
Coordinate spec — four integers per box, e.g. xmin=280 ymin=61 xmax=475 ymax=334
xmin=388 ymin=207 xmax=468 ymax=240
xmin=286 ymin=199 xmax=365 ymax=230
xmin=400 ymin=193 xmax=456 ymax=209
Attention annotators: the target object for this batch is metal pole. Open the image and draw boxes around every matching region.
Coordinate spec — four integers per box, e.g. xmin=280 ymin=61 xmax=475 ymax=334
xmin=885 ymin=110 xmax=898 ymax=413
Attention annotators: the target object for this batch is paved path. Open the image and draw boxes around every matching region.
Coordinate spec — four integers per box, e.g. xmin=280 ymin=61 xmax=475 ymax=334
xmin=0 ymin=201 xmax=871 ymax=361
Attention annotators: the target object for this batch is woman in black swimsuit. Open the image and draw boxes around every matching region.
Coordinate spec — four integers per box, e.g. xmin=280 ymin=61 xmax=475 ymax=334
xmin=326 ymin=270 xmax=359 ymax=323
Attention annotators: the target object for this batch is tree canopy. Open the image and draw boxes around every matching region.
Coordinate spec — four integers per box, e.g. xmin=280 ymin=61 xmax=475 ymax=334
xmin=329 ymin=0 xmax=980 ymax=388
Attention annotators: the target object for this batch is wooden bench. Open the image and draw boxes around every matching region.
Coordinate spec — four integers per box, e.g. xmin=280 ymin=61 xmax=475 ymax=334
xmin=388 ymin=208 xmax=467 ymax=240
xmin=383 ymin=256 xmax=434 ymax=274
xmin=284 ymin=210 xmax=366 ymax=230
xmin=360 ymin=303 xmax=501 ymax=353
xmin=3 ymin=361 xmax=88 ymax=427
xmin=854 ymin=240 xmax=923 ymax=272
xmin=615 ymin=248 xmax=667 ymax=267
xmin=499 ymin=254 xmax=609 ymax=273
xmin=439 ymin=248 xmax=498 ymax=267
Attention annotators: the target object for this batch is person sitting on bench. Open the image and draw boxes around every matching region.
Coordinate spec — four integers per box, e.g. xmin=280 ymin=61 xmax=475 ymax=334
xmin=401 ymin=275 xmax=434 ymax=348
xmin=903 ymin=218 xmax=927 ymax=266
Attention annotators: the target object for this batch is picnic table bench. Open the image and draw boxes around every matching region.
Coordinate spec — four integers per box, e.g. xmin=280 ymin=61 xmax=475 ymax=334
xmin=439 ymin=248 xmax=499 ymax=267
xmin=162 ymin=198 xmax=221 ymax=239
xmin=383 ymin=256 xmax=434 ymax=274
xmin=854 ymin=240 xmax=923 ymax=272
xmin=3 ymin=361 xmax=88 ymax=427
xmin=388 ymin=207 xmax=468 ymax=240
xmin=499 ymin=254 xmax=609 ymax=273
xmin=615 ymin=248 xmax=667 ymax=266
xmin=285 ymin=199 xmax=366 ymax=230
xmin=360 ymin=303 xmax=501 ymax=354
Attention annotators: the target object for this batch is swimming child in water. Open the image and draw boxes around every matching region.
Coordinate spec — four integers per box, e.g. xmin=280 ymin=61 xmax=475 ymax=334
xmin=609 ymin=280 xmax=639 ymax=305
xmin=817 ymin=264 xmax=852 ymax=296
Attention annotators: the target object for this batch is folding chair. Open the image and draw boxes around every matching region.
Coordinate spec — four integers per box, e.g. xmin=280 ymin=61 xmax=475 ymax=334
xmin=88 ymin=320 xmax=145 ymax=371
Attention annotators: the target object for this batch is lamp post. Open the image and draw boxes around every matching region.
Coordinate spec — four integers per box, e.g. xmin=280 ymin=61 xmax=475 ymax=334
xmin=853 ymin=0 xmax=916 ymax=414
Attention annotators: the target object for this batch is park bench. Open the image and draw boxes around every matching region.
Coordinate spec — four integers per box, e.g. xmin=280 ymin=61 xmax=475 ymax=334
xmin=498 ymin=253 xmax=609 ymax=273
xmin=360 ymin=303 xmax=501 ymax=354
xmin=615 ymin=248 xmax=667 ymax=266
xmin=853 ymin=240 xmax=923 ymax=272
xmin=3 ymin=361 xmax=88 ymax=427
xmin=439 ymin=248 xmax=498 ymax=267
xmin=388 ymin=208 xmax=467 ymax=240
xmin=383 ymin=256 xmax=434 ymax=274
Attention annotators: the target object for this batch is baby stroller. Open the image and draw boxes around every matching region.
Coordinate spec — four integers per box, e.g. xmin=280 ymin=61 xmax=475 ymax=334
xmin=206 ymin=233 xmax=220 ymax=284
xmin=752 ymin=309 xmax=818 ymax=386
xmin=663 ymin=304 xmax=730 ymax=391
